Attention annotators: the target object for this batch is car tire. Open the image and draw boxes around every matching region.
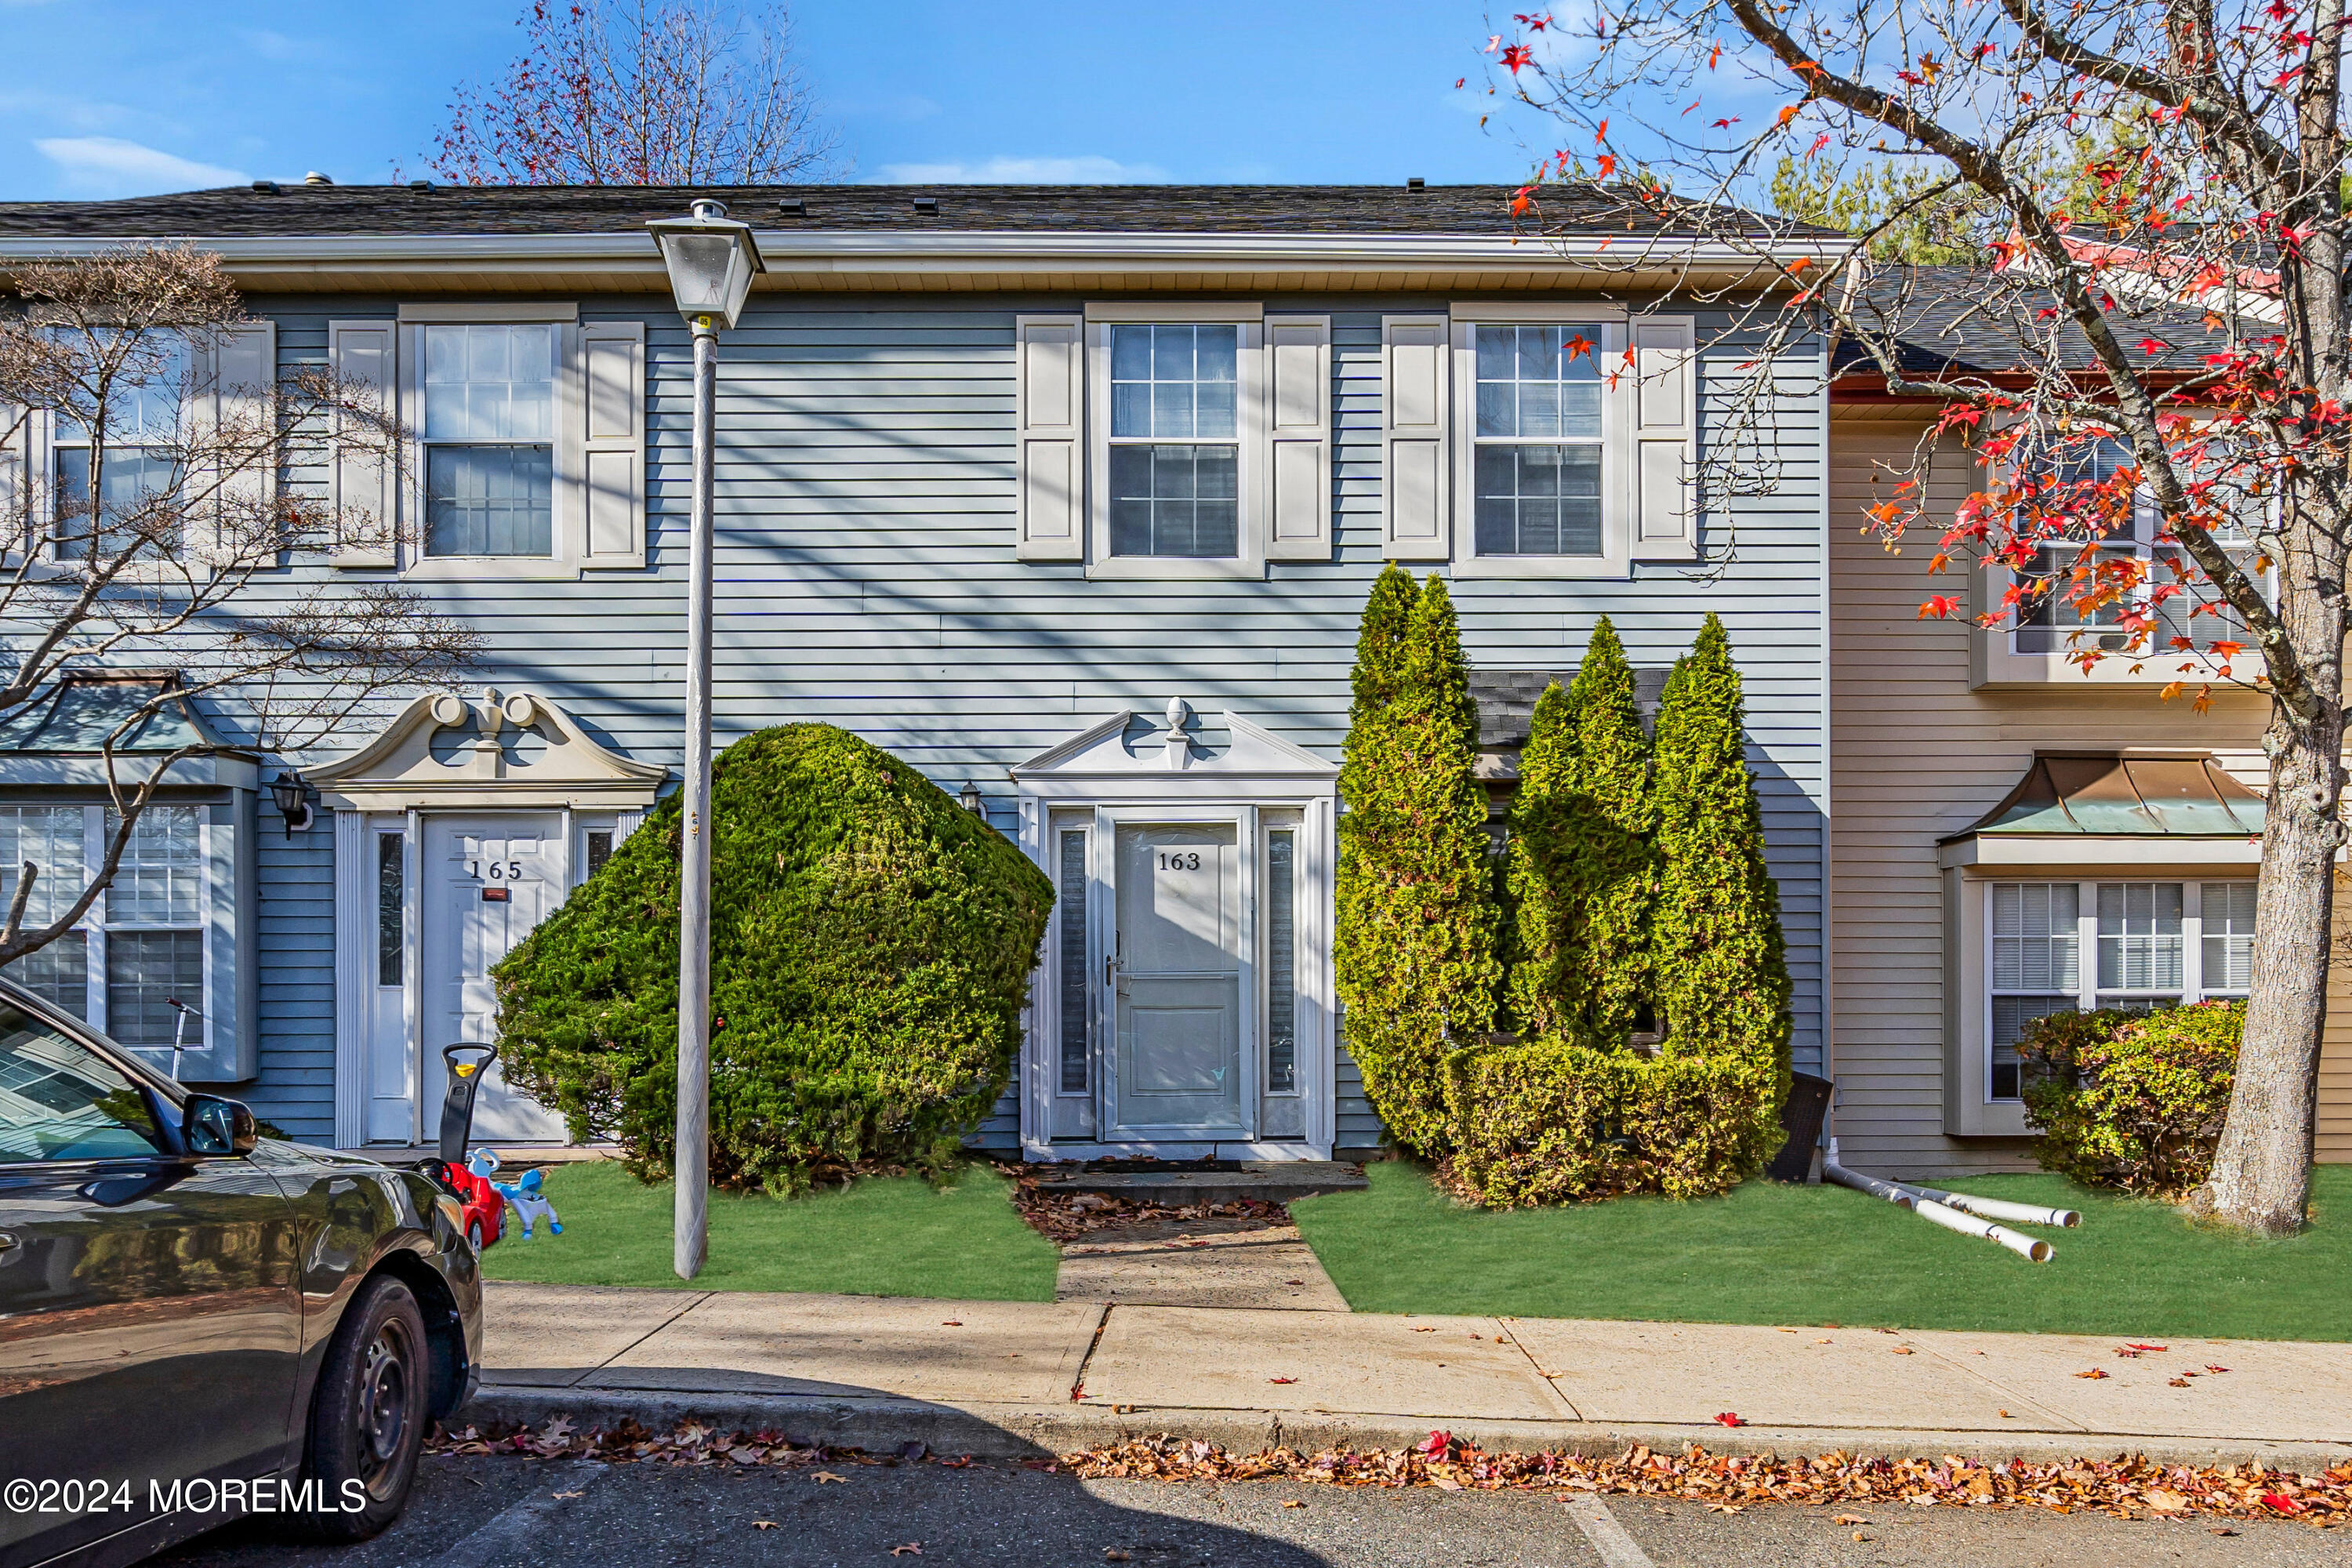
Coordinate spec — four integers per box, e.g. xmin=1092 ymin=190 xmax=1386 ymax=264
xmin=296 ymin=1272 xmax=429 ymax=1542
xmin=468 ymin=1218 xmax=484 ymax=1250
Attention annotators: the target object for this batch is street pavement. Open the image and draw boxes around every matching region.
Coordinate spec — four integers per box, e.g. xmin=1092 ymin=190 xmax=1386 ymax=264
xmin=472 ymin=1282 xmax=2352 ymax=1467
xmin=153 ymin=1449 xmax=2348 ymax=1568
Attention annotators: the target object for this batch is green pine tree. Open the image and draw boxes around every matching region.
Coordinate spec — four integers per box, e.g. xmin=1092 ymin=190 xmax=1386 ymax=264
xmin=1334 ymin=566 xmax=1501 ymax=1156
xmin=1650 ymin=615 xmax=1792 ymax=1091
xmin=1506 ymin=617 xmax=1656 ymax=1044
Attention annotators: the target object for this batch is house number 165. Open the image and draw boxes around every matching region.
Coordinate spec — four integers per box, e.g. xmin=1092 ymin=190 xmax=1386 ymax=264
xmin=470 ymin=860 xmax=524 ymax=880
xmin=1156 ymin=851 xmax=1201 ymax=872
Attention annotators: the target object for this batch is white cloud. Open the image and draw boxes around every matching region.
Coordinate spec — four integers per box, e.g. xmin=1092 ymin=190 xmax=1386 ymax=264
xmin=34 ymin=136 xmax=247 ymax=197
xmin=871 ymin=154 xmax=1168 ymax=185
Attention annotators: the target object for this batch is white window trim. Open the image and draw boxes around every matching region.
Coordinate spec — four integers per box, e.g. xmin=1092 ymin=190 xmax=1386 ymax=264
xmin=1970 ymin=427 xmax=2274 ymax=688
xmin=1945 ymin=859 xmax=2258 ymax=1136
xmin=1083 ymin=305 xmax=1267 ymax=581
xmin=1446 ymin=303 xmax=1657 ymax=580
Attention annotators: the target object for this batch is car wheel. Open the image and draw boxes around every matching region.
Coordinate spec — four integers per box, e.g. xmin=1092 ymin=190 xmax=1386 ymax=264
xmin=468 ymin=1218 xmax=484 ymax=1250
xmin=297 ymin=1273 xmax=429 ymax=1541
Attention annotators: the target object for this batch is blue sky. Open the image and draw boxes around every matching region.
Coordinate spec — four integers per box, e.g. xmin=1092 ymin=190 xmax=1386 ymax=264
xmin=0 ymin=0 xmax=1561 ymax=200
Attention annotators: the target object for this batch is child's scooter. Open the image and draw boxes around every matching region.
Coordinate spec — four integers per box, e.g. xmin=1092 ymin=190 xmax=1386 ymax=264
xmin=492 ymin=1167 xmax=562 ymax=1239
xmin=418 ymin=1043 xmax=505 ymax=1250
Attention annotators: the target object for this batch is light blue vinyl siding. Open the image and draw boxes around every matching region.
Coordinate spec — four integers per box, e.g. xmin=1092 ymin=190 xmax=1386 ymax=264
xmin=234 ymin=292 xmax=1828 ymax=1149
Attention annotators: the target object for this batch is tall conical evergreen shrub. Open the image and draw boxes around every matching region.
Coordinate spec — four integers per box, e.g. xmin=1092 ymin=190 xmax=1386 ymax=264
xmin=1334 ymin=565 xmax=1500 ymax=1156
xmin=1505 ymin=617 xmax=1656 ymax=1044
xmin=1650 ymin=614 xmax=1792 ymax=1090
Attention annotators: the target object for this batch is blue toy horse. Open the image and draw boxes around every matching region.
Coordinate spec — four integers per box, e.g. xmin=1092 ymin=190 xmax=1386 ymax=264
xmin=491 ymin=1167 xmax=563 ymax=1239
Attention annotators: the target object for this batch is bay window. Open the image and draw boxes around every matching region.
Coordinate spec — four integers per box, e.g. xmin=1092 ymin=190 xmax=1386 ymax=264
xmin=1984 ymin=877 xmax=2253 ymax=1102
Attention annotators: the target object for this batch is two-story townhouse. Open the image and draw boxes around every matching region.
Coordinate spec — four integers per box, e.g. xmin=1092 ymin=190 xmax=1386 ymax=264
xmin=0 ymin=183 xmax=1840 ymax=1165
xmin=1825 ymin=267 xmax=2352 ymax=1181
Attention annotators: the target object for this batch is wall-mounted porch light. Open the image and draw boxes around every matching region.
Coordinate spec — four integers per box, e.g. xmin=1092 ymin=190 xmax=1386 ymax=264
xmin=268 ymin=770 xmax=314 ymax=837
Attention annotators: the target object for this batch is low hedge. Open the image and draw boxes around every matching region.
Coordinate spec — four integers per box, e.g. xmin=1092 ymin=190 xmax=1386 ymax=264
xmin=2017 ymin=1000 xmax=2242 ymax=1194
xmin=1443 ymin=1039 xmax=1784 ymax=1207
xmin=491 ymin=724 xmax=1052 ymax=1194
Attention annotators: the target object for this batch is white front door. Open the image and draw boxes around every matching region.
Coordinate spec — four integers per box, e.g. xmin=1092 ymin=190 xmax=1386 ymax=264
xmin=1108 ymin=816 xmax=1253 ymax=1139
xmin=419 ymin=814 xmax=568 ymax=1144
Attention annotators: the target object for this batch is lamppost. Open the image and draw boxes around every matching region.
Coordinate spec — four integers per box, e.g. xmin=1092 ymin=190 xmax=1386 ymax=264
xmin=648 ymin=198 xmax=764 ymax=1281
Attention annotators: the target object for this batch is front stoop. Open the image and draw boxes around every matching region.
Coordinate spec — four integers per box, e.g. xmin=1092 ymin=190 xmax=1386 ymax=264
xmin=1030 ymin=1160 xmax=1368 ymax=1207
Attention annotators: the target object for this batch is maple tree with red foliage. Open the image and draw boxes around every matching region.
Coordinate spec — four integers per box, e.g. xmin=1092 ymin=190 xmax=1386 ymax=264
xmin=1474 ymin=0 xmax=2347 ymax=1236
xmin=428 ymin=0 xmax=836 ymax=187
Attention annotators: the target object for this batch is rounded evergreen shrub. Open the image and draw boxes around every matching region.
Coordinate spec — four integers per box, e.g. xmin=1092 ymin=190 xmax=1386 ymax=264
xmin=491 ymin=724 xmax=1052 ymax=1193
xmin=2018 ymin=1001 xmax=2241 ymax=1194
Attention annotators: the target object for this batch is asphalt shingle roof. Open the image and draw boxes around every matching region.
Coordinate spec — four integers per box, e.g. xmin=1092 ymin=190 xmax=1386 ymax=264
xmin=0 ymin=182 xmax=1825 ymax=241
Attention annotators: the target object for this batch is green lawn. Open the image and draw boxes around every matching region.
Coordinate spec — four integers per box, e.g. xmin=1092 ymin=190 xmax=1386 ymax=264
xmin=1290 ymin=1160 xmax=2352 ymax=1341
xmin=475 ymin=1159 xmax=1060 ymax=1301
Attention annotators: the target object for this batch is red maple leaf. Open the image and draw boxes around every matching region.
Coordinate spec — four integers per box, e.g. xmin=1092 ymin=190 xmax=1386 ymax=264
xmin=1419 ymin=1430 xmax=1453 ymax=1456
xmin=1919 ymin=596 xmax=1962 ymax=619
xmin=2262 ymin=1493 xmax=2303 ymax=1513
xmin=1715 ymin=1412 xmax=1746 ymax=1428
xmin=1501 ymin=43 xmax=1536 ymax=72
xmin=1596 ymin=154 xmax=1617 ymax=179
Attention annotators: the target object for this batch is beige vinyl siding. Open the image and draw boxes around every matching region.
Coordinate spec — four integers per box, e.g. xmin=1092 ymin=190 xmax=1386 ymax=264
xmin=1824 ymin=409 xmax=2345 ymax=1180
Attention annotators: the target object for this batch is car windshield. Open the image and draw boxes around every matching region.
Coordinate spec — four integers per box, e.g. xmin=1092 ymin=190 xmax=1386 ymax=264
xmin=0 ymin=1003 xmax=165 ymax=1161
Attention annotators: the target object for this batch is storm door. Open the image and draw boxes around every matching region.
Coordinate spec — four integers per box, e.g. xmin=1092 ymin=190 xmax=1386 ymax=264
xmin=1104 ymin=810 xmax=1254 ymax=1139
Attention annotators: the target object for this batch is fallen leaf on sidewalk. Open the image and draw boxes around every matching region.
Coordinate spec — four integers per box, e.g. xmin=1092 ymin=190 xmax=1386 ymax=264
xmin=1834 ymin=1515 xmax=1869 ymax=1526
xmin=2074 ymin=1367 xmax=2110 ymax=1379
xmin=1432 ymin=1476 xmax=1463 ymax=1491
xmin=1281 ymin=1499 xmax=1304 ymax=1508
xmin=2206 ymin=1364 xmax=2231 ymax=1374
xmin=1715 ymin=1413 xmax=1746 ymax=1428
xmin=2127 ymin=1342 xmax=2169 ymax=1352
xmin=1814 ymin=1338 xmax=1832 ymax=1345
xmin=1891 ymin=1346 xmax=1915 ymax=1355
xmin=1998 ymin=1410 xmax=2013 ymax=1418
xmin=550 ymin=1490 xmax=584 ymax=1500
xmin=2146 ymin=1489 xmax=2190 ymax=1511
xmin=2170 ymin=1377 xmax=2193 ymax=1388
xmin=813 ymin=1472 xmax=849 ymax=1484
xmin=2211 ymin=1526 xmax=2239 ymax=1536
xmin=889 ymin=1546 xmax=923 ymax=1556
xmin=941 ymin=1319 xmax=962 ymax=1327
xmin=1269 ymin=1377 xmax=1298 ymax=1385
xmin=1419 ymin=1430 xmax=1453 ymax=1456
xmin=1104 ymin=1552 xmax=1131 ymax=1563
xmin=2261 ymin=1493 xmax=2303 ymax=1514
xmin=1705 ymin=1502 xmax=1744 ymax=1513
xmin=1853 ymin=1531 xmax=1871 ymax=1541
xmin=753 ymin=1521 xmax=777 ymax=1530
xmin=1285 ymin=1279 xmax=1305 ymax=1286
xmin=1411 ymin=1327 xmax=1436 ymax=1333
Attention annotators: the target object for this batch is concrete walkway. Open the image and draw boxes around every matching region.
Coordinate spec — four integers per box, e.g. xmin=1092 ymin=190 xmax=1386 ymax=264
xmin=470 ymin=1281 xmax=2352 ymax=1469
xmin=1055 ymin=1218 xmax=1348 ymax=1309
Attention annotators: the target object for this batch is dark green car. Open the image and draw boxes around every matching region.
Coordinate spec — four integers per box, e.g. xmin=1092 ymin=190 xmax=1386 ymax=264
xmin=0 ymin=978 xmax=483 ymax=1568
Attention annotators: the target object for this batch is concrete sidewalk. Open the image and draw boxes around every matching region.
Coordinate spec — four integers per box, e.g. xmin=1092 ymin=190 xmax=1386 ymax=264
xmin=468 ymin=1281 xmax=2352 ymax=1470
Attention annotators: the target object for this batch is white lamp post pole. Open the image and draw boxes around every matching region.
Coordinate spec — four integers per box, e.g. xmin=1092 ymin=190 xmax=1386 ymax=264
xmin=648 ymin=198 xmax=764 ymax=1283
xmin=675 ymin=312 xmax=716 ymax=1281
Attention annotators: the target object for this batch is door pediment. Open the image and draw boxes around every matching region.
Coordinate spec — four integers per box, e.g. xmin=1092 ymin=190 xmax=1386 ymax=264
xmin=1012 ymin=698 xmax=1338 ymax=795
xmin=310 ymin=689 xmax=666 ymax=811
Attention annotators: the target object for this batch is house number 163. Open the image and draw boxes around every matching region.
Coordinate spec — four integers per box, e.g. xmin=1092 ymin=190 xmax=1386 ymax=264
xmin=470 ymin=860 xmax=524 ymax=880
xmin=1156 ymin=851 xmax=1201 ymax=872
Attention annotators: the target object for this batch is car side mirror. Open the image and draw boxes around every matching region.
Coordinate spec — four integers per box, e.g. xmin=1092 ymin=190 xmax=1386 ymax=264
xmin=185 ymin=1094 xmax=257 ymax=1157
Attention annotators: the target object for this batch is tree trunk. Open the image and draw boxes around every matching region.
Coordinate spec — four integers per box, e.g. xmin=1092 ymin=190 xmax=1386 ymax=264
xmin=2190 ymin=701 xmax=2343 ymax=1235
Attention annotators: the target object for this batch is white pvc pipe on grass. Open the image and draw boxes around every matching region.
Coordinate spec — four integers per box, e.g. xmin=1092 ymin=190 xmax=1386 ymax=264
xmin=1904 ymin=1184 xmax=2081 ymax=1229
xmin=1912 ymin=1196 xmax=2056 ymax=1263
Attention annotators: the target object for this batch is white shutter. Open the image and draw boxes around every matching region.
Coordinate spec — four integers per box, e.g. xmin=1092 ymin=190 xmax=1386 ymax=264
xmin=209 ymin=322 xmax=275 ymax=559
xmin=581 ymin=320 xmax=646 ymax=568
xmin=1381 ymin=315 xmax=1450 ymax=560
xmin=1265 ymin=315 xmax=1332 ymax=562
xmin=328 ymin=321 xmax=397 ymax=568
xmin=1014 ymin=315 xmax=1083 ymax=561
xmin=1628 ymin=315 xmax=1697 ymax=561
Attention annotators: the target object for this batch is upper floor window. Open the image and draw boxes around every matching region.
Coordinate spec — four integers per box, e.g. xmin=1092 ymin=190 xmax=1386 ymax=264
xmin=1472 ymin=325 xmax=1605 ymax=558
xmin=420 ymin=324 xmax=557 ymax=559
xmin=1107 ymin=325 xmax=1240 ymax=559
xmin=54 ymin=330 xmax=188 ymax=561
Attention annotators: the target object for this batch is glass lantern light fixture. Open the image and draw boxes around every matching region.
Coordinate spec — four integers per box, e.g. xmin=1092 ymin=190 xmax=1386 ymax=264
xmin=269 ymin=769 xmax=314 ymax=837
xmin=647 ymin=198 xmax=766 ymax=329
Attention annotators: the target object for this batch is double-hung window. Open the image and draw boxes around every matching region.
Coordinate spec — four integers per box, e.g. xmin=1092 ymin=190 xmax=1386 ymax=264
xmin=1987 ymin=434 xmax=2267 ymax=682
xmin=419 ymin=323 xmax=558 ymax=559
xmin=1107 ymin=324 xmax=1240 ymax=560
xmin=1471 ymin=325 xmax=1606 ymax=559
xmin=0 ymin=804 xmax=207 ymax=1052
xmin=1984 ymin=877 xmax=2252 ymax=1102
xmin=54 ymin=331 xmax=188 ymax=561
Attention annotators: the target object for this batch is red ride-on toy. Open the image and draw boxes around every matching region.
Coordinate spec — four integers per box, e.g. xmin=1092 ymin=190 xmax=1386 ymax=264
xmin=418 ymin=1043 xmax=505 ymax=1250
